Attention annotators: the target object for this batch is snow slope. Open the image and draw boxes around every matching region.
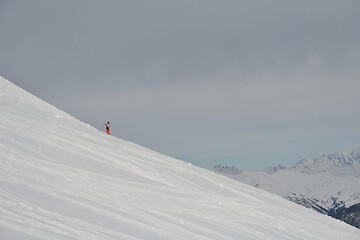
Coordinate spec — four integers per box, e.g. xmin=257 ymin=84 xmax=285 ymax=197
xmin=0 ymin=76 xmax=358 ymax=240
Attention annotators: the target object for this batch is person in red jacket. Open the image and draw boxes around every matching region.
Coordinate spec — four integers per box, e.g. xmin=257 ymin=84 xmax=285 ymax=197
xmin=105 ymin=122 xmax=110 ymax=135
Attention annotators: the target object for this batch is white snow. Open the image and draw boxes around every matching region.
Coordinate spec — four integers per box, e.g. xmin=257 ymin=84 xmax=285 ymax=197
xmin=0 ymin=76 xmax=358 ymax=239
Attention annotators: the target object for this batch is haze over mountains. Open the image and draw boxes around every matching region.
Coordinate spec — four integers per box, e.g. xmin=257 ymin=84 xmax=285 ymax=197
xmin=214 ymin=149 xmax=360 ymax=228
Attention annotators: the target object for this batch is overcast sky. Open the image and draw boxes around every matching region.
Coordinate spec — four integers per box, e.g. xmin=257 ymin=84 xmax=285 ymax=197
xmin=1 ymin=0 xmax=360 ymax=170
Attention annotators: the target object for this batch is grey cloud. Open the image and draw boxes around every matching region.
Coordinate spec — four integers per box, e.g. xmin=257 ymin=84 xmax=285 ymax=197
xmin=1 ymin=0 xmax=359 ymax=169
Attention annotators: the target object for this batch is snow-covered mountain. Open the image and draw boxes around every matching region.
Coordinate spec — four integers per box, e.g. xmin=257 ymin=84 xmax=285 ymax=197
xmin=0 ymin=76 xmax=358 ymax=240
xmin=213 ymin=149 xmax=360 ymax=228
xmin=286 ymin=150 xmax=360 ymax=176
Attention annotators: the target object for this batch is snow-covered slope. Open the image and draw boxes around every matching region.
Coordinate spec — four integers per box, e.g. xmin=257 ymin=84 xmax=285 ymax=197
xmin=0 ymin=76 xmax=358 ymax=240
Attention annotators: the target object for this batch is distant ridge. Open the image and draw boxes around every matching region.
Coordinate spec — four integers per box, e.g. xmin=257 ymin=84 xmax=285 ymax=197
xmin=287 ymin=149 xmax=360 ymax=176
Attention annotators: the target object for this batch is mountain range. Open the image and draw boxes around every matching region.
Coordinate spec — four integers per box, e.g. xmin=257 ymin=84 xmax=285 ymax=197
xmin=213 ymin=149 xmax=360 ymax=228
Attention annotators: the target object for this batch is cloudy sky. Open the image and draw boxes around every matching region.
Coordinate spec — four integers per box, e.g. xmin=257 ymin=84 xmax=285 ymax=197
xmin=1 ymin=0 xmax=360 ymax=170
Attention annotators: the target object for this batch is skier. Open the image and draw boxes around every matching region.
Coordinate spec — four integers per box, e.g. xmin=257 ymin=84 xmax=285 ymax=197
xmin=105 ymin=122 xmax=110 ymax=135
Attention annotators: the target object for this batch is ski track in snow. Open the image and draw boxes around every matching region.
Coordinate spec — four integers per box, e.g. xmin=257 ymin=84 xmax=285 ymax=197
xmin=0 ymin=76 xmax=359 ymax=239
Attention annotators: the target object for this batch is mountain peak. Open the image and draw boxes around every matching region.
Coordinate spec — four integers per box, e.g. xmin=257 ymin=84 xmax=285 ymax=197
xmin=213 ymin=164 xmax=242 ymax=175
xmin=287 ymin=150 xmax=360 ymax=176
